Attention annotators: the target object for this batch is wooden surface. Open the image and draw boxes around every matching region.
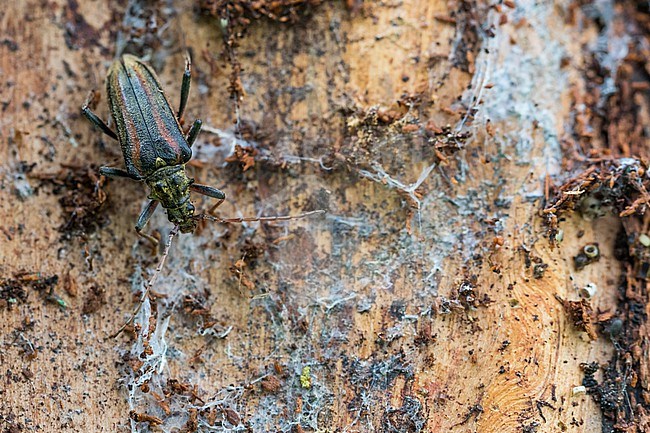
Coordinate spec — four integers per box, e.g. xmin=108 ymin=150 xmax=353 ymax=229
xmin=1 ymin=0 xmax=649 ymax=432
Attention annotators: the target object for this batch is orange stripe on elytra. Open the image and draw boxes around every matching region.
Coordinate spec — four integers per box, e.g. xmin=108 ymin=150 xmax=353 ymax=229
xmin=132 ymin=66 xmax=182 ymax=161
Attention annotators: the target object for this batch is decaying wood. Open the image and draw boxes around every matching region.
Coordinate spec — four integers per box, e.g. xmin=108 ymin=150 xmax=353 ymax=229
xmin=1 ymin=0 xmax=649 ymax=432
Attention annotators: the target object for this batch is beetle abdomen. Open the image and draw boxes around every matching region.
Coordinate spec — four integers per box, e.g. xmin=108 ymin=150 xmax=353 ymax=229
xmin=106 ymin=55 xmax=192 ymax=178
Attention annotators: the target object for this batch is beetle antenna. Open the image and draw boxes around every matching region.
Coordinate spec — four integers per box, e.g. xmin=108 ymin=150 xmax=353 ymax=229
xmin=196 ymin=209 xmax=326 ymax=225
xmin=109 ymin=226 xmax=179 ymax=339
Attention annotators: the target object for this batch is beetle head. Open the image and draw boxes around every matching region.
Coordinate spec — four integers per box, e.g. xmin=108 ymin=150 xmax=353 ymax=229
xmin=167 ymin=201 xmax=197 ymax=233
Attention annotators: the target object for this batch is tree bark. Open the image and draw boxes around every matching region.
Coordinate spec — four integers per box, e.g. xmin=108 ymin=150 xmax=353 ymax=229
xmin=1 ymin=0 xmax=649 ymax=432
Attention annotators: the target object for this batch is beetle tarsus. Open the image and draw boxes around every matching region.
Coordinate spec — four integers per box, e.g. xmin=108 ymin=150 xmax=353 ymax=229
xmin=136 ymin=230 xmax=160 ymax=249
xmin=82 ymin=105 xmax=118 ymax=141
xmin=208 ymin=199 xmax=225 ymax=216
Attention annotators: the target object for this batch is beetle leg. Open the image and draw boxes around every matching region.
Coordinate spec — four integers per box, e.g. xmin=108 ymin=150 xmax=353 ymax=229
xmin=82 ymin=105 xmax=118 ymax=141
xmin=135 ymin=200 xmax=160 ymax=246
xmin=190 ymin=183 xmax=226 ymax=215
xmin=186 ymin=119 xmax=202 ymax=147
xmin=177 ymin=55 xmax=192 ymax=122
xmin=99 ymin=166 xmax=140 ymax=180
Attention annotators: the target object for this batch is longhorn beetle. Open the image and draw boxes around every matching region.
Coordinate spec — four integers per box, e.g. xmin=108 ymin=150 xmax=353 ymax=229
xmin=83 ymin=54 xmax=321 ymax=244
